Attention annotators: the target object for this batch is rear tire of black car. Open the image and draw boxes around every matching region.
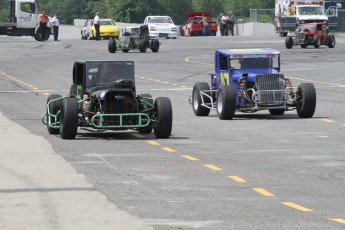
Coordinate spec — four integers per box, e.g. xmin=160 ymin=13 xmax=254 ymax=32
xmin=108 ymin=38 xmax=117 ymax=53
xmin=328 ymin=35 xmax=335 ymax=48
xmin=46 ymin=94 xmax=62 ymax=134
xmin=154 ymin=97 xmax=172 ymax=139
xmin=151 ymin=39 xmax=159 ymax=52
xmin=139 ymin=40 xmax=147 ymax=53
xmin=296 ymin=83 xmax=316 ymax=118
xmin=192 ymin=82 xmax=211 ymax=116
xmin=59 ymin=97 xmax=78 ymax=139
xmin=285 ymin=36 xmax=293 ymax=49
xmin=313 ymin=35 xmax=320 ymax=48
xmin=269 ymin=109 xmax=285 ymax=115
xmin=217 ymin=85 xmax=236 ymax=120
xmin=138 ymin=94 xmax=153 ymax=134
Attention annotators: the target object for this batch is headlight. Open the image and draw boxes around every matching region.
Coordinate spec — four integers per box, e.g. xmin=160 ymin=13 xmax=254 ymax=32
xmin=300 ymin=20 xmax=305 ymax=24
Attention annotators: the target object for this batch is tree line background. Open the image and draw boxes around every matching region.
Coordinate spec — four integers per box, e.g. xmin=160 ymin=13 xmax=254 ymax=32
xmin=1 ymin=0 xmax=274 ymax=25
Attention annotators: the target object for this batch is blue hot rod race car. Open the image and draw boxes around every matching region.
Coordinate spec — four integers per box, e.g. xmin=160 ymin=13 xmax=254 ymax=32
xmin=190 ymin=48 xmax=316 ymax=119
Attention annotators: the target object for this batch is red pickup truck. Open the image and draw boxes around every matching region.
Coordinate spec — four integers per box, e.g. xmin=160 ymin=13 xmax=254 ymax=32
xmin=181 ymin=12 xmax=218 ymax=36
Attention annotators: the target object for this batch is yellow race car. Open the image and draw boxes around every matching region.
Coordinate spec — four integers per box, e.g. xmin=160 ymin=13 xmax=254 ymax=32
xmin=91 ymin=19 xmax=120 ymax=39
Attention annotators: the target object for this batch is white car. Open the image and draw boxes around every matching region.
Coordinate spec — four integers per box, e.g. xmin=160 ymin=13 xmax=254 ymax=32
xmin=143 ymin=16 xmax=178 ymax=39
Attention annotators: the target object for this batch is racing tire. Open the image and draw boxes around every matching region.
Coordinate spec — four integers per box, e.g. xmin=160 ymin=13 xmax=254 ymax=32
xmin=59 ymin=97 xmax=78 ymax=139
xmin=300 ymin=44 xmax=308 ymax=48
xmin=192 ymin=82 xmax=211 ymax=116
xmin=269 ymin=109 xmax=285 ymax=115
xmin=138 ymin=94 xmax=153 ymax=134
xmin=296 ymin=83 xmax=316 ymax=118
xmin=327 ymin=35 xmax=335 ymax=48
xmin=153 ymin=97 xmax=172 ymax=139
xmin=108 ymin=39 xmax=117 ymax=53
xmin=151 ymin=39 xmax=159 ymax=52
xmin=34 ymin=28 xmax=43 ymax=41
xmin=139 ymin=40 xmax=147 ymax=53
xmin=313 ymin=35 xmax=320 ymax=48
xmin=46 ymin=94 xmax=62 ymax=134
xmin=217 ymin=85 xmax=236 ymax=120
xmin=285 ymin=36 xmax=293 ymax=49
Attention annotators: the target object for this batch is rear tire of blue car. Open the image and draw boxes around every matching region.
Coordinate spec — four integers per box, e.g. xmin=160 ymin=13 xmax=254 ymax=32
xmin=296 ymin=83 xmax=316 ymax=118
xmin=108 ymin=39 xmax=117 ymax=53
xmin=59 ymin=97 xmax=78 ymax=139
xmin=192 ymin=82 xmax=211 ymax=116
xmin=154 ymin=97 xmax=172 ymax=139
xmin=217 ymin=85 xmax=236 ymax=120
xmin=47 ymin=94 xmax=62 ymax=134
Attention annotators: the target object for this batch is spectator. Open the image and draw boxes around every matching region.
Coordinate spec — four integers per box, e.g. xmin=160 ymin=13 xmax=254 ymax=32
xmin=51 ymin=14 xmax=60 ymax=41
xmin=220 ymin=12 xmax=229 ymax=36
xmin=94 ymin=12 xmax=101 ymax=40
xmin=39 ymin=10 xmax=49 ymax=42
xmin=199 ymin=14 xmax=212 ymax=36
xmin=228 ymin=12 xmax=235 ymax=36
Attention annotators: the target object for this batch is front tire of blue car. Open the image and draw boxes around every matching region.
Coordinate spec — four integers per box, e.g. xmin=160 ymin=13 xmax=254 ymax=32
xmin=47 ymin=94 xmax=62 ymax=134
xmin=192 ymin=82 xmax=211 ymax=116
xmin=217 ymin=85 xmax=236 ymax=120
xmin=296 ymin=83 xmax=316 ymax=118
xmin=59 ymin=97 xmax=78 ymax=139
xmin=153 ymin=97 xmax=172 ymax=138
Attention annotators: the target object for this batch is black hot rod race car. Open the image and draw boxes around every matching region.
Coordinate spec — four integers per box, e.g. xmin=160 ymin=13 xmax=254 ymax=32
xmin=42 ymin=61 xmax=172 ymax=139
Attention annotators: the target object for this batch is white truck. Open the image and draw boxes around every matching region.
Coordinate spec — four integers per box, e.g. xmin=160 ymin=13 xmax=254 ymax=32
xmin=275 ymin=0 xmax=339 ymax=36
xmin=0 ymin=0 xmax=51 ymax=41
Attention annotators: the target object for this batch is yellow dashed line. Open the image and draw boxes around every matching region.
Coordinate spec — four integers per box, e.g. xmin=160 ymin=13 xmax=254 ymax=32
xmin=147 ymin=78 xmax=153 ymax=80
xmin=172 ymin=84 xmax=178 ymax=86
xmin=181 ymin=155 xmax=199 ymax=161
xmin=330 ymin=218 xmax=345 ymax=224
xmin=42 ymin=92 xmax=50 ymax=96
xmin=147 ymin=140 xmax=160 ymax=146
xmin=281 ymin=202 xmax=313 ymax=212
xmin=341 ymin=124 xmax=345 ymax=127
xmin=180 ymin=86 xmax=187 ymax=88
xmin=155 ymin=80 xmax=161 ymax=82
xmin=139 ymin=76 xmax=146 ymax=79
xmin=322 ymin=119 xmax=336 ymax=123
xmin=204 ymin=164 xmax=223 ymax=171
xmin=228 ymin=176 xmax=247 ymax=183
xmin=252 ymin=188 xmax=275 ymax=197
xmin=132 ymin=133 xmax=144 ymax=138
xmin=162 ymin=147 xmax=177 ymax=153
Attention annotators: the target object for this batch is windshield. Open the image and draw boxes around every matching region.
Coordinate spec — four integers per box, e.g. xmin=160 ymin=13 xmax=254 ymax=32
xmin=101 ymin=20 xmax=115 ymax=26
xmin=85 ymin=62 xmax=135 ymax=88
xmin=148 ymin=17 xmax=173 ymax=24
xmin=229 ymin=54 xmax=279 ymax=70
xmin=298 ymin=6 xmax=324 ymax=15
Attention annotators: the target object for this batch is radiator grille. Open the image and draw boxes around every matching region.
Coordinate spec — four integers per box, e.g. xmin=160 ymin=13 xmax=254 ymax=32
xmin=256 ymin=74 xmax=286 ymax=106
xmin=297 ymin=32 xmax=305 ymax=43
xmin=103 ymin=90 xmax=136 ymax=125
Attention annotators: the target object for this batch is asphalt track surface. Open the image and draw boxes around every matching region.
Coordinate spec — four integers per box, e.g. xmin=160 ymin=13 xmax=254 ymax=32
xmin=1 ymin=25 xmax=345 ymax=229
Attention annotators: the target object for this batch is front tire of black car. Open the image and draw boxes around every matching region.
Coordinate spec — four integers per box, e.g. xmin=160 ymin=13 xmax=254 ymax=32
xmin=46 ymin=94 xmax=62 ymax=134
xmin=59 ymin=97 xmax=78 ymax=139
xmin=108 ymin=38 xmax=117 ymax=53
xmin=217 ymin=85 xmax=236 ymax=120
xmin=192 ymin=82 xmax=211 ymax=116
xmin=153 ymin=97 xmax=172 ymax=138
xmin=285 ymin=36 xmax=293 ymax=49
xmin=296 ymin=83 xmax=316 ymax=118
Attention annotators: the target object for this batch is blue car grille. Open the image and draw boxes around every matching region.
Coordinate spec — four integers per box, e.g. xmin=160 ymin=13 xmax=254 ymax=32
xmin=255 ymin=74 xmax=286 ymax=106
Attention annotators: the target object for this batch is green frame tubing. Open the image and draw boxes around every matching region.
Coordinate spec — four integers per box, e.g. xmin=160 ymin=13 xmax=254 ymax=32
xmin=43 ymin=96 xmax=154 ymax=130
